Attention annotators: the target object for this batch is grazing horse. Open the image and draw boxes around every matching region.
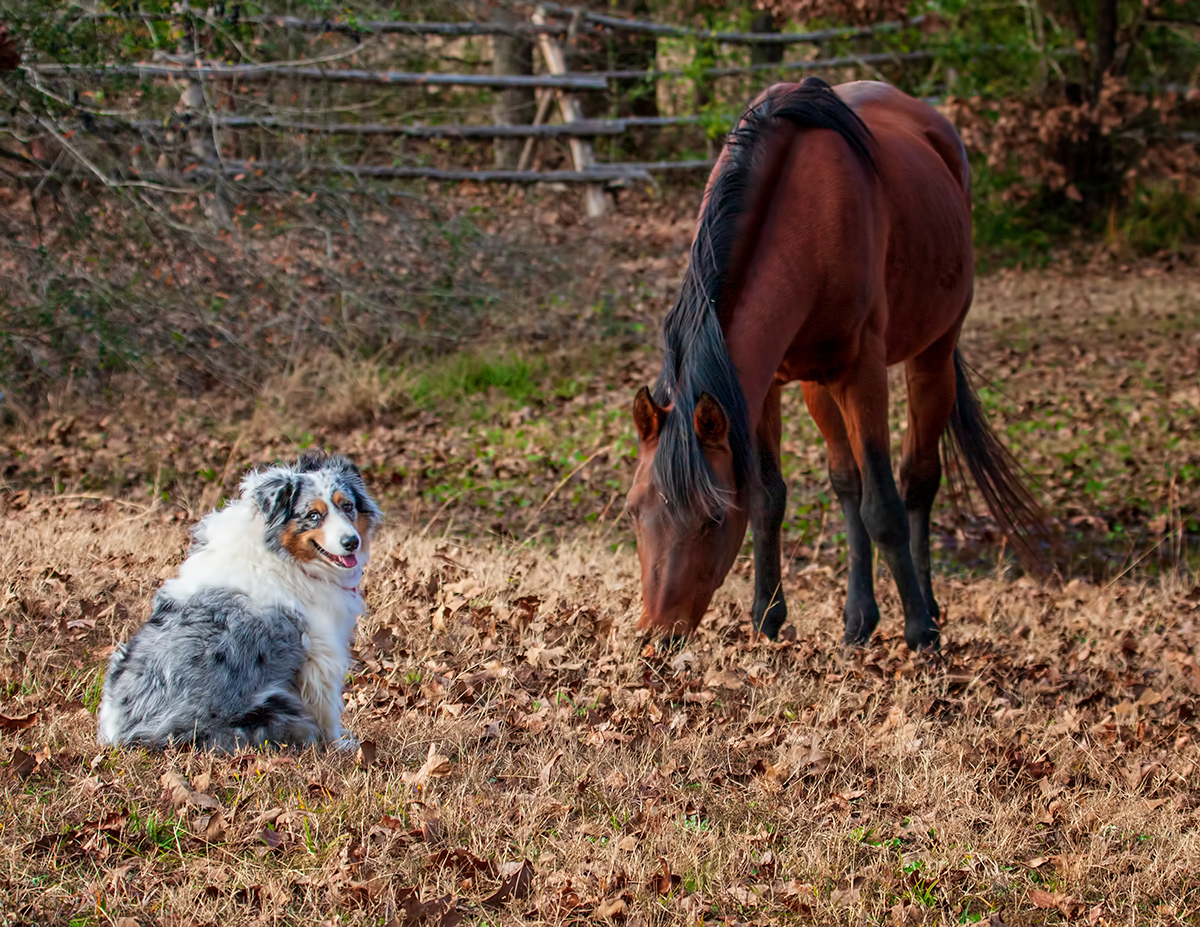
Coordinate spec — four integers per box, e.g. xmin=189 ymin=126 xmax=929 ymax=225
xmin=627 ymin=78 xmax=1045 ymax=650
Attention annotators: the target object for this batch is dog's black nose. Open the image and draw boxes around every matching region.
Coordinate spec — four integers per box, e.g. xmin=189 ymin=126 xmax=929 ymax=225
xmin=341 ymin=535 xmax=360 ymax=553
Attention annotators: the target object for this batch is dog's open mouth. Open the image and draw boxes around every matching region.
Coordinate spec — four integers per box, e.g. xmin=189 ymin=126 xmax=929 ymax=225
xmin=312 ymin=540 xmax=358 ymax=570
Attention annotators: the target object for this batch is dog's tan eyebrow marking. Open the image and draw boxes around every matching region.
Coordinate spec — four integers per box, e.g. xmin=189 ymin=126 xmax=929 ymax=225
xmin=331 ymin=491 xmax=352 ymax=509
xmin=309 ymin=499 xmax=328 ymax=516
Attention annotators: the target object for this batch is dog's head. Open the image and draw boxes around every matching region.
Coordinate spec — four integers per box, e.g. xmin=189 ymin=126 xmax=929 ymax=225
xmin=241 ymin=452 xmax=383 ymax=587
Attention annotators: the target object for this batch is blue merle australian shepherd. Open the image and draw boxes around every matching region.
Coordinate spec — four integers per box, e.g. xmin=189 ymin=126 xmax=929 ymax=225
xmin=98 ymin=452 xmax=382 ymax=751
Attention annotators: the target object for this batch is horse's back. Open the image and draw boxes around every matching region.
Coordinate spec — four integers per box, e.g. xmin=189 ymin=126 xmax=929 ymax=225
xmin=832 ymin=81 xmax=975 ymax=362
xmin=722 ymin=79 xmax=975 ymax=390
xmin=832 ymin=81 xmax=970 ymax=197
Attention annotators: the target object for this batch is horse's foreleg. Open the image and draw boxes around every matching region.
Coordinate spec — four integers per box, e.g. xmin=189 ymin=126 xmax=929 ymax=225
xmin=801 ymin=381 xmax=880 ymax=645
xmin=831 ymin=357 xmax=939 ymax=652
xmin=900 ymin=332 xmax=960 ymax=621
xmin=751 ymin=381 xmax=788 ymax=638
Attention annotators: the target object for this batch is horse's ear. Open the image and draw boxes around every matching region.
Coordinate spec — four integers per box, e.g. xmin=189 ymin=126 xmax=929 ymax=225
xmin=693 ymin=392 xmax=728 ymax=447
xmin=632 ymin=387 xmax=666 ymax=442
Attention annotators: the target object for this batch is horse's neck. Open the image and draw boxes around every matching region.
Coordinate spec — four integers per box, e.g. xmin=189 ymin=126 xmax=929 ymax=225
xmin=721 ymin=312 xmax=792 ymax=437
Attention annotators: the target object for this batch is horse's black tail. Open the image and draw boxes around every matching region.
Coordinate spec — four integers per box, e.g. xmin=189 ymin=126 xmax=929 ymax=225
xmin=946 ymin=348 xmax=1052 ymax=574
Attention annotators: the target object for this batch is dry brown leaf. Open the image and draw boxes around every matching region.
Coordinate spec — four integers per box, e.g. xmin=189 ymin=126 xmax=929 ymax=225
xmin=202 ymin=809 xmax=226 ymax=843
xmin=704 ymin=667 xmax=744 ymax=690
xmin=0 ymin=711 xmax=38 ymax=733
xmin=10 ymin=747 xmax=38 ymax=779
xmin=595 ymin=896 xmax=627 ymax=918
xmin=652 ymin=857 xmax=681 ymax=895
xmin=538 ymin=749 xmax=564 ymax=789
xmin=1029 ymin=888 xmax=1080 ymax=914
xmin=483 ymin=859 xmax=534 ymax=909
xmin=403 ymin=743 xmax=454 ymax=789
xmin=161 ymin=770 xmax=220 ymax=810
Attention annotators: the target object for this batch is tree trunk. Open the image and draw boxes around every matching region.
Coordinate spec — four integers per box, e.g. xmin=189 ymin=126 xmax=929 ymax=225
xmin=491 ymin=8 xmax=536 ymax=170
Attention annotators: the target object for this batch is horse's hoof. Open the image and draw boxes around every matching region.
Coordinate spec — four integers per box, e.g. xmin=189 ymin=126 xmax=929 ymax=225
xmin=905 ymin=622 xmax=940 ymax=653
xmin=843 ymin=604 xmax=880 ymax=647
xmin=753 ymin=608 xmax=787 ymax=641
xmin=752 ymin=593 xmax=788 ymax=640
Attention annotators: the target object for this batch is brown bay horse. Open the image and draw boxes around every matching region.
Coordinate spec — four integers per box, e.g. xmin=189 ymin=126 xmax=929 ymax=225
xmin=628 ymin=78 xmax=1045 ymax=650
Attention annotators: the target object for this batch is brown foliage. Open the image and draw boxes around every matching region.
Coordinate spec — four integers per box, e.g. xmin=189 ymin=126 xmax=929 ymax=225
xmin=944 ymin=77 xmax=1200 ymax=206
xmin=756 ymin=0 xmax=910 ymax=26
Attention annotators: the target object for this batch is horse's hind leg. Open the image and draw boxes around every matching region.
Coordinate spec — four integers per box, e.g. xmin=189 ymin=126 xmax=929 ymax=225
xmin=900 ymin=329 xmax=961 ymax=620
xmin=801 ymin=381 xmax=880 ymax=645
xmin=751 ymin=381 xmax=788 ymax=638
xmin=829 ymin=356 xmax=939 ymax=652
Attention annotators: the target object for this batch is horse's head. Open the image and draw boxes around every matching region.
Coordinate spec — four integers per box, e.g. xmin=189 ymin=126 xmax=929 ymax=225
xmin=627 ymin=386 xmax=748 ymax=637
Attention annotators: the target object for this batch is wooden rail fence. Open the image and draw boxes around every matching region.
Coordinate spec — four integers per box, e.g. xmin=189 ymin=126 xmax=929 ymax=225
xmin=1 ymin=4 xmax=1183 ymax=218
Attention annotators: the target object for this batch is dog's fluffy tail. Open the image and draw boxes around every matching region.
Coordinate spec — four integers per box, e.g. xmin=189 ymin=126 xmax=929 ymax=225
xmin=215 ymin=689 xmax=322 ymax=751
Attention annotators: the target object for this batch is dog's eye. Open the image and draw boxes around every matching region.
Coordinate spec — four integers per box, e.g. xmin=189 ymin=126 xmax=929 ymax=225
xmin=341 ymin=501 xmax=355 ymax=515
xmin=307 ymin=511 xmax=322 ymax=525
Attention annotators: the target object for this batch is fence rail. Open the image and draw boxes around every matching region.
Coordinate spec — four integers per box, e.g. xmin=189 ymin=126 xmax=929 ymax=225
xmin=82 ymin=11 xmax=570 ymax=37
xmin=0 ymin=113 xmax=712 ymax=140
xmin=32 ymin=62 xmax=609 ymax=91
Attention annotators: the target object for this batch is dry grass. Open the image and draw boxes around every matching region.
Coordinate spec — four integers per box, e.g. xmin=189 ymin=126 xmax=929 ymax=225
xmin=2 ymin=492 xmax=1199 ymax=926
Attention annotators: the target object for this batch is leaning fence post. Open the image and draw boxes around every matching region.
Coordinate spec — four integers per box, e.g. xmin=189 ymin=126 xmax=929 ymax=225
xmin=532 ymin=5 xmax=607 ymax=218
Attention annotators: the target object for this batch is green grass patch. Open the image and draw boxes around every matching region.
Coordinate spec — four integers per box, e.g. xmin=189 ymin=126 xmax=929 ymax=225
xmin=410 ymin=351 xmax=546 ymax=407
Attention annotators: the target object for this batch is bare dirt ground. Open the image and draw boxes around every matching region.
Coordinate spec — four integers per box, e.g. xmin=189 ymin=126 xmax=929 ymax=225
xmin=2 ymin=192 xmax=1200 ymax=925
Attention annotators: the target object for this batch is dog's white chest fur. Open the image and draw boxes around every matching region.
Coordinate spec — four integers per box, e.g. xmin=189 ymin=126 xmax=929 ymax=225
xmin=167 ymin=499 xmax=364 ymax=742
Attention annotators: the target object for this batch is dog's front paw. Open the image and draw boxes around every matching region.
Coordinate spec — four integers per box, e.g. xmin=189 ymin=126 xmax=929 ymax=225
xmin=330 ymin=733 xmax=359 ymax=753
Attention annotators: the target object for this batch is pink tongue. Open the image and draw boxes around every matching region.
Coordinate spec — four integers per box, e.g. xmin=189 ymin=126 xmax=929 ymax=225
xmin=337 ymin=553 xmax=358 ymax=569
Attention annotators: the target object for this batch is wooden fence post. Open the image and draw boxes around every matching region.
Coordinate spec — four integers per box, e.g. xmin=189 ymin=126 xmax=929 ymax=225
xmin=491 ymin=5 xmax=536 ymax=169
xmin=532 ymin=5 xmax=607 ymax=218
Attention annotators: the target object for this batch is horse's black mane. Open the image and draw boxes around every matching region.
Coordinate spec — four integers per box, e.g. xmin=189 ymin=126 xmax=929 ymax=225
xmin=651 ymin=77 xmax=875 ymax=521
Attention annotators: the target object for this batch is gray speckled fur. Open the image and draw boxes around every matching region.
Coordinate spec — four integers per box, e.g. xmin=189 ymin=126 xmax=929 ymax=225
xmin=98 ymin=587 xmax=320 ymax=751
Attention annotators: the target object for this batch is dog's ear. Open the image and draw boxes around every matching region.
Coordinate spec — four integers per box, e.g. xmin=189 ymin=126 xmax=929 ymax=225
xmin=295 ymin=450 xmax=328 ymax=473
xmin=251 ymin=471 xmax=300 ymax=529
